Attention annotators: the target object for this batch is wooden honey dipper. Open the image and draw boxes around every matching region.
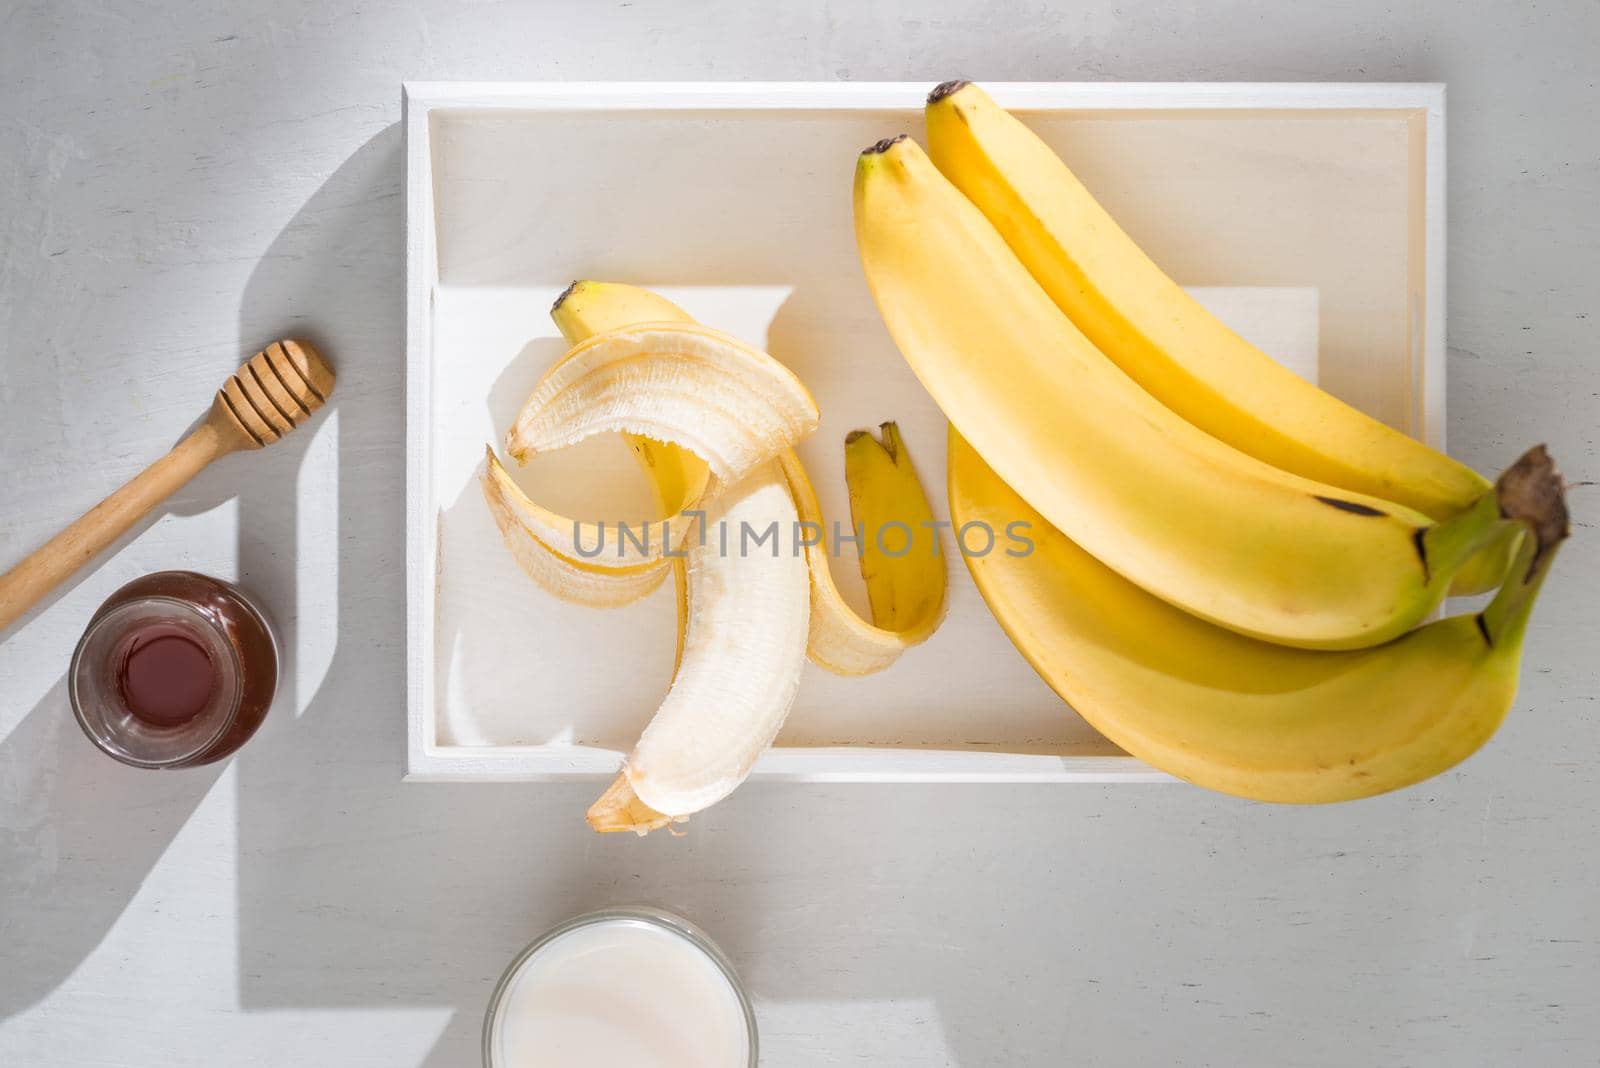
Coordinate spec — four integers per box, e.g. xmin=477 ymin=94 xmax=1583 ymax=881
xmin=0 ymin=340 xmax=335 ymax=632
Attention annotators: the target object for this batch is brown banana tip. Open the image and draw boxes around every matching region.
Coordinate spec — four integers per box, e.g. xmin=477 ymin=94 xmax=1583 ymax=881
xmin=878 ymin=422 xmax=902 ymax=459
xmin=1496 ymin=443 xmax=1571 ymax=557
xmin=845 ymin=429 xmax=869 ymax=444
xmin=928 ymin=79 xmax=971 ymax=104
xmin=862 ymin=134 xmax=908 ymax=155
xmin=551 ymin=279 xmax=582 ymax=314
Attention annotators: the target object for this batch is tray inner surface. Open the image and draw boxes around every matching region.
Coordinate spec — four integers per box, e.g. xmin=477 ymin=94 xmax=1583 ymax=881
xmin=425 ymin=104 xmax=1424 ymax=754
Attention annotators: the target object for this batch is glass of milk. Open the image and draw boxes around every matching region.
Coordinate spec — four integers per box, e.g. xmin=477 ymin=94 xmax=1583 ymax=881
xmin=483 ymin=907 xmax=757 ymax=1067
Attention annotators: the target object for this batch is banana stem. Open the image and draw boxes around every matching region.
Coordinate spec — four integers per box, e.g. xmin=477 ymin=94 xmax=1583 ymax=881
xmin=1419 ymin=489 xmax=1511 ymax=585
xmin=1478 ymin=530 xmax=1560 ymax=648
xmin=1423 ymin=443 xmax=1571 ymax=592
xmin=1478 ymin=445 xmax=1571 ymax=648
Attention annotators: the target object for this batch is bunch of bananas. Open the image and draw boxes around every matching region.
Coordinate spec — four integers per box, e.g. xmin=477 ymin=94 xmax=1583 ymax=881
xmin=854 ymin=81 xmax=1571 ymax=803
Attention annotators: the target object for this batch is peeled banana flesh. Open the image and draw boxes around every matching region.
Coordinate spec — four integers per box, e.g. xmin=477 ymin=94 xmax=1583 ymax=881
xmin=593 ymin=462 xmax=811 ymax=826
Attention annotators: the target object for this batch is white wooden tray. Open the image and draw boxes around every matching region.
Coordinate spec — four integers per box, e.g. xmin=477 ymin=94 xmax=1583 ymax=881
xmin=404 ymin=82 xmax=1445 ymax=782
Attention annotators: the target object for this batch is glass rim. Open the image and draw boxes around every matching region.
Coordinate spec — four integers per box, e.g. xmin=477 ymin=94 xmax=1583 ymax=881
xmin=481 ymin=905 xmax=758 ymax=1068
xmin=68 ymin=592 xmax=245 ymax=768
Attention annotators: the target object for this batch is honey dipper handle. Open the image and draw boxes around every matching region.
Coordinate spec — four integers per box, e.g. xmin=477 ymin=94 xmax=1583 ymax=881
xmin=0 ymin=419 xmax=238 ymax=632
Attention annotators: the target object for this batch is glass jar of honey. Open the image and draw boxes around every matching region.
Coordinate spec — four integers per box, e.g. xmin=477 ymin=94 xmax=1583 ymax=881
xmin=68 ymin=571 xmax=279 ymax=768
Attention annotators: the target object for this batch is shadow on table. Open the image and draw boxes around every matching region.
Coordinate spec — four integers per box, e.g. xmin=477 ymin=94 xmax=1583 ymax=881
xmin=0 ymin=424 xmax=253 ymax=1020
xmin=0 ymin=678 xmax=225 ymax=1019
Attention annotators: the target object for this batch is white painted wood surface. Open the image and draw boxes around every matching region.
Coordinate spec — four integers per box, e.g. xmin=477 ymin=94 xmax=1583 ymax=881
xmin=2 ymin=5 xmax=1596 ymax=1067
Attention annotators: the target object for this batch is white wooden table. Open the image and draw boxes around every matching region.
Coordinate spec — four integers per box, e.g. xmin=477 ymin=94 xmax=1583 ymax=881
xmin=2 ymin=3 xmax=1597 ymax=1065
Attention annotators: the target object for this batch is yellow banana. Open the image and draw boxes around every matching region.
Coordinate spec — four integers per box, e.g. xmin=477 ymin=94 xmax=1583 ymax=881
xmin=950 ymin=431 xmax=1567 ymax=803
xmin=854 ymin=135 xmax=1509 ymax=650
xmin=924 ymin=80 xmax=1515 ymax=594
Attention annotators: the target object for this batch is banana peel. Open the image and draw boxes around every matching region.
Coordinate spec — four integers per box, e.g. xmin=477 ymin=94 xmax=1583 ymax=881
xmin=490 ymin=282 xmax=947 ymax=680
xmin=481 ymin=449 xmax=670 ymax=607
xmin=553 ymin=281 xmax=706 ymax=670
xmin=845 ymin=423 xmax=946 ymax=635
xmin=787 ymin=427 xmax=946 ymax=676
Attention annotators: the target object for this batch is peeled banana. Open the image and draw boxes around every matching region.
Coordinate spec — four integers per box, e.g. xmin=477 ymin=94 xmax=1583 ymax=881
xmin=529 ymin=281 xmax=946 ymax=679
xmin=855 ymin=134 xmax=1509 ymax=651
xmin=495 ymin=333 xmax=813 ymax=832
xmin=923 ymin=80 xmax=1515 ymax=594
xmin=482 ymin=283 xmax=946 ymax=831
xmin=950 ymin=432 xmax=1568 ymax=803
